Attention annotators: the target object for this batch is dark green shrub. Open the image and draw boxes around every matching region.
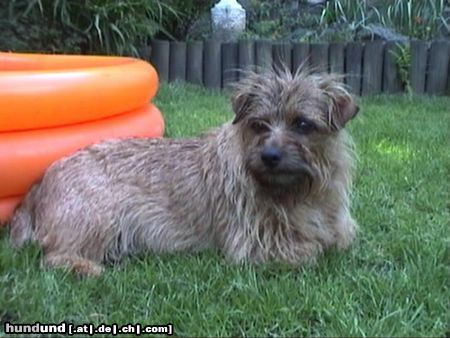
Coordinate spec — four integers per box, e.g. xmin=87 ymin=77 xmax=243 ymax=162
xmin=0 ymin=0 xmax=179 ymax=55
xmin=244 ymin=0 xmax=449 ymax=41
xmin=161 ymin=0 xmax=216 ymax=40
xmin=244 ymin=1 xmax=322 ymax=40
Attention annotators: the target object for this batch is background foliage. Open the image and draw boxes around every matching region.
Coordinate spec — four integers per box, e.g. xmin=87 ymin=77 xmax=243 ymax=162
xmin=163 ymin=0 xmax=216 ymax=40
xmin=245 ymin=0 xmax=449 ymax=42
xmin=0 ymin=0 xmax=449 ymax=53
xmin=0 ymin=0 xmax=179 ymax=55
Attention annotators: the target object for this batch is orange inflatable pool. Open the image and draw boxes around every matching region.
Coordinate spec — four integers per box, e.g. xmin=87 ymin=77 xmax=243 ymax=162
xmin=0 ymin=52 xmax=159 ymax=131
xmin=0 ymin=52 xmax=164 ymax=222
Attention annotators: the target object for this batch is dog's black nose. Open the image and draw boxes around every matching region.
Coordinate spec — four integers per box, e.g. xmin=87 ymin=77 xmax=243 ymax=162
xmin=261 ymin=147 xmax=282 ymax=168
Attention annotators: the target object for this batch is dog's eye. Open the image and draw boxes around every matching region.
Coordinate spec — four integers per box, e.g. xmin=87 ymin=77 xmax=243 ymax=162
xmin=295 ymin=117 xmax=316 ymax=134
xmin=250 ymin=121 xmax=270 ymax=134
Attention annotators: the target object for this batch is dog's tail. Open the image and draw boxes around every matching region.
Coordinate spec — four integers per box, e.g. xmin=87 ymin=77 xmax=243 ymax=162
xmin=9 ymin=184 xmax=40 ymax=248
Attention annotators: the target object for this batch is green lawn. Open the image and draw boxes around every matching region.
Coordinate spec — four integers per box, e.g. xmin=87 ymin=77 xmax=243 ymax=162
xmin=1 ymin=83 xmax=449 ymax=337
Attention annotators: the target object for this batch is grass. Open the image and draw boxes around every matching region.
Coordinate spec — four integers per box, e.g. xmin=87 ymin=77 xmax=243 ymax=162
xmin=1 ymin=83 xmax=449 ymax=337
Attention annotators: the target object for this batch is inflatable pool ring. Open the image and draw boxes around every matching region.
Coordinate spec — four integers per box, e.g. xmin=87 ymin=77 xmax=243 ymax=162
xmin=0 ymin=52 xmax=164 ymax=222
xmin=0 ymin=104 xmax=163 ymax=198
xmin=0 ymin=53 xmax=159 ymax=131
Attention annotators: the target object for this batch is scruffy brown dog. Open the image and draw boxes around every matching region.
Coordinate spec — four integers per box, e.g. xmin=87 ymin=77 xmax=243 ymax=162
xmin=9 ymin=68 xmax=359 ymax=277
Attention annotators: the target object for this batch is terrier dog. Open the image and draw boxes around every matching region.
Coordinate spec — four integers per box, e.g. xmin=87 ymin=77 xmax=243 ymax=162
xmin=9 ymin=68 xmax=359 ymax=277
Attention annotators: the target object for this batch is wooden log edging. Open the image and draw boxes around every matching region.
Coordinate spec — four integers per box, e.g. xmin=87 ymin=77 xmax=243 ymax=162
xmin=238 ymin=40 xmax=255 ymax=75
xmin=149 ymin=39 xmax=169 ymax=83
xmin=328 ymin=42 xmax=345 ymax=75
xmin=146 ymin=39 xmax=450 ymax=96
xmin=362 ymin=41 xmax=385 ymax=95
xmin=203 ymin=40 xmax=222 ymax=90
xmin=169 ymin=41 xmax=187 ymax=82
xmin=272 ymin=43 xmax=292 ymax=72
xmin=309 ymin=43 xmax=329 ymax=73
xmin=255 ymin=40 xmax=272 ymax=73
xmin=426 ymin=41 xmax=450 ymax=95
xmin=222 ymin=42 xmax=239 ymax=87
xmin=186 ymin=41 xmax=203 ymax=86
xmin=410 ymin=41 xmax=429 ymax=94
xmin=292 ymin=43 xmax=309 ymax=73
xmin=345 ymin=42 xmax=364 ymax=95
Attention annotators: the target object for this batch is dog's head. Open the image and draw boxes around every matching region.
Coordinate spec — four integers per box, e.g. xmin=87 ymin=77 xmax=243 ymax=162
xmin=231 ymin=68 xmax=359 ymax=196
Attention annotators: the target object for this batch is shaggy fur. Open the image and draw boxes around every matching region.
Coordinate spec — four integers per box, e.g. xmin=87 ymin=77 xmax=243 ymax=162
xmin=9 ymin=68 xmax=359 ymax=277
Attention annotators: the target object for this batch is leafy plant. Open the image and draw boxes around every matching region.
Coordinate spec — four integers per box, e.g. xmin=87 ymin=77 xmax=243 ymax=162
xmin=391 ymin=43 xmax=413 ymax=96
xmin=244 ymin=0 xmax=322 ymax=40
xmin=378 ymin=0 xmax=449 ymax=40
xmin=244 ymin=1 xmax=284 ymax=39
xmin=317 ymin=0 xmax=378 ymax=42
xmin=244 ymin=19 xmax=285 ymax=39
xmin=1 ymin=0 xmax=85 ymax=53
xmin=163 ymin=0 xmax=216 ymax=41
xmin=319 ymin=0 xmax=370 ymax=27
xmin=2 ymin=0 xmax=179 ymax=55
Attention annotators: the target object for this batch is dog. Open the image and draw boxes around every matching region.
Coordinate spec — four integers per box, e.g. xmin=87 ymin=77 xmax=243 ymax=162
xmin=9 ymin=68 xmax=359 ymax=277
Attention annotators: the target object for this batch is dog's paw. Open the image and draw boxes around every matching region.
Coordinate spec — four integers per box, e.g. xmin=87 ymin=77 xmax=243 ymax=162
xmin=71 ymin=259 xmax=104 ymax=278
xmin=44 ymin=253 xmax=104 ymax=278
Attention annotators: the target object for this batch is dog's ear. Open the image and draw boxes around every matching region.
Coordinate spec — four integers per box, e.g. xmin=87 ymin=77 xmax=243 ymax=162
xmin=231 ymin=89 xmax=255 ymax=124
xmin=317 ymin=76 xmax=359 ymax=130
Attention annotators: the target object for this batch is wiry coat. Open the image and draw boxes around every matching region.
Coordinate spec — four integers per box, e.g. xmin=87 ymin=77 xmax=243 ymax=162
xmin=9 ymin=69 xmax=359 ymax=276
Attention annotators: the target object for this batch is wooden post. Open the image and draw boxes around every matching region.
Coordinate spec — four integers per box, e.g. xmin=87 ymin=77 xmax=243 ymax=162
xmin=273 ymin=43 xmax=292 ymax=72
xmin=169 ymin=41 xmax=187 ymax=82
xmin=309 ymin=43 xmax=329 ymax=73
xmin=362 ymin=41 xmax=384 ymax=95
xmin=329 ymin=42 xmax=345 ymax=75
xmin=238 ymin=40 xmax=255 ymax=76
xmin=426 ymin=41 xmax=450 ymax=95
xmin=255 ymin=40 xmax=272 ymax=73
xmin=186 ymin=41 xmax=204 ymax=86
xmin=345 ymin=42 xmax=364 ymax=95
xmin=292 ymin=43 xmax=310 ymax=73
xmin=447 ymin=63 xmax=450 ymax=95
xmin=150 ymin=39 xmax=170 ymax=83
xmin=138 ymin=45 xmax=152 ymax=61
xmin=204 ymin=40 xmax=222 ymax=90
xmin=410 ymin=41 xmax=429 ymax=94
xmin=222 ymin=42 xmax=239 ymax=88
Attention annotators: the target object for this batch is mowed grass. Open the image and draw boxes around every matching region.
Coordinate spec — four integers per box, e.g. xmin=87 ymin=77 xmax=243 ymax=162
xmin=0 ymin=83 xmax=449 ymax=337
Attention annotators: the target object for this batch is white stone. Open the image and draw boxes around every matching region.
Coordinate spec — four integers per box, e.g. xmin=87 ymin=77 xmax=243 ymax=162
xmin=211 ymin=0 xmax=246 ymax=41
